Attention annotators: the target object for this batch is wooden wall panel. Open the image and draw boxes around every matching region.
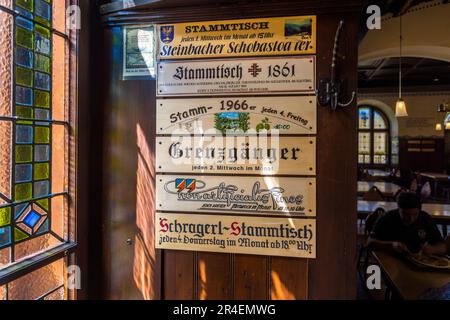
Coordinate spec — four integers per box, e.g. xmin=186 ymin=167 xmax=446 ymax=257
xmin=234 ymin=255 xmax=268 ymax=300
xmin=308 ymin=12 xmax=358 ymax=299
xmin=96 ymin=0 xmax=360 ymax=300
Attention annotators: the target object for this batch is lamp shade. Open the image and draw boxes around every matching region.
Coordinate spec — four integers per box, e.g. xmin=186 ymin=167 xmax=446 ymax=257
xmin=395 ymin=99 xmax=408 ymax=117
xmin=436 ymin=123 xmax=442 ymax=131
xmin=446 ymin=122 xmax=450 ymax=130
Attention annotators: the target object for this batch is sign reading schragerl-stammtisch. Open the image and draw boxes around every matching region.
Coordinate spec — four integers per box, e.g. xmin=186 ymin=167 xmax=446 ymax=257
xmin=157 ymin=57 xmax=315 ymax=96
xmin=157 ymin=16 xmax=316 ymax=59
xmin=156 ymin=175 xmax=316 ymax=216
xmin=157 ymin=96 xmax=317 ymax=135
xmin=156 ymin=136 xmax=316 ymax=175
xmin=156 ymin=213 xmax=316 ymax=258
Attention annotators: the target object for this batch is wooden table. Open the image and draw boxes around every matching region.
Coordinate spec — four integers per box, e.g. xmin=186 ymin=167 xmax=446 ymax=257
xmin=367 ymin=169 xmax=391 ymax=178
xmin=372 ymin=251 xmax=450 ymax=300
xmin=358 ymin=200 xmax=450 ymax=235
xmin=357 ymin=181 xmax=402 ymax=198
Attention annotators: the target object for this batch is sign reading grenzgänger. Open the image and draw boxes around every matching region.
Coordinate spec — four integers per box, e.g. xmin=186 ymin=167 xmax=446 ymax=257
xmin=157 ymin=57 xmax=315 ymax=96
xmin=157 ymin=16 xmax=316 ymax=60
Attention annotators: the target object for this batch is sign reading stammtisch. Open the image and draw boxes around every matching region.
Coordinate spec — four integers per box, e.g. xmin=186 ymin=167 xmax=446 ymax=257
xmin=156 ymin=213 xmax=316 ymax=258
xmin=156 ymin=96 xmax=317 ymax=135
xmin=157 ymin=16 xmax=316 ymax=60
xmin=156 ymin=175 xmax=316 ymax=216
xmin=157 ymin=57 xmax=315 ymax=96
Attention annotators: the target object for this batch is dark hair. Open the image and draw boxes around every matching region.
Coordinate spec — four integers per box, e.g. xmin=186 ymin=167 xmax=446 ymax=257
xmin=397 ymin=192 xmax=422 ymax=210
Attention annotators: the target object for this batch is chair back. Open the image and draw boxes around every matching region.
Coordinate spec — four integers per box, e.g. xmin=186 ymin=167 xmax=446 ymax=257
xmin=365 ymin=207 xmax=386 ymax=235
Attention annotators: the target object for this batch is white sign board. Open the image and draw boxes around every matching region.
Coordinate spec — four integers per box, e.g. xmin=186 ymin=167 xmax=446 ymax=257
xmin=156 ymin=213 xmax=316 ymax=258
xmin=156 ymin=136 xmax=316 ymax=175
xmin=157 ymin=56 xmax=315 ymax=96
xmin=156 ymin=96 xmax=317 ymax=135
xmin=157 ymin=175 xmax=316 ymax=216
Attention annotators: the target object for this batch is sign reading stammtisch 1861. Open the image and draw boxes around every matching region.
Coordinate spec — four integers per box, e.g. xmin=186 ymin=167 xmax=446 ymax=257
xmin=156 ymin=175 xmax=316 ymax=216
xmin=156 ymin=136 xmax=316 ymax=175
xmin=157 ymin=16 xmax=316 ymax=60
xmin=156 ymin=213 xmax=316 ymax=258
xmin=157 ymin=57 xmax=315 ymax=96
xmin=156 ymin=96 xmax=317 ymax=135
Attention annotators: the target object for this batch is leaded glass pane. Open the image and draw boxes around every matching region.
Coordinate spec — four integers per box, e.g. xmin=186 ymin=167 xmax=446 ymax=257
xmin=374 ymin=111 xmax=387 ymax=129
xmin=359 ymin=107 xmax=371 ymax=129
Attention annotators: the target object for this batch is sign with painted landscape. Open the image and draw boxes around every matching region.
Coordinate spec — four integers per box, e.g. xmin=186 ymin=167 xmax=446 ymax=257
xmin=157 ymin=57 xmax=315 ymax=96
xmin=156 ymin=96 xmax=317 ymax=135
xmin=156 ymin=213 xmax=316 ymax=258
xmin=156 ymin=136 xmax=316 ymax=175
xmin=157 ymin=16 xmax=316 ymax=59
xmin=156 ymin=175 xmax=316 ymax=216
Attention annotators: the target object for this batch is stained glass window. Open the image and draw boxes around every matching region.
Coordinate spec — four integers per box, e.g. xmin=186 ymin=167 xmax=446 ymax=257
xmin=358 ymin=106 xmax=390 ymax=165
xmin=0 ymin=0 xmax=74 ymax=300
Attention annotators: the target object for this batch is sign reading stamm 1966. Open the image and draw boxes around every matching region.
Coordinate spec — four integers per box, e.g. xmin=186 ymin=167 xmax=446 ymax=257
xmin=156 ymin=96 xmax=317 ymax=135
xmin=156 ymin=175 xmax=316 ymax=216
xmin=156 ymin=213 xmax=316 ymax=258
xmin=157 ymin=56 xmax=315 ymax=96
xmin=157 ymin=16 xmax=316 ymax=60
xmin=156 ymin=136 xmax=316 ymax=175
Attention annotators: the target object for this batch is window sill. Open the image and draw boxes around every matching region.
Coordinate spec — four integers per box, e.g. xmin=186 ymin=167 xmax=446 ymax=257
xmin=0 ymin=242 xmax=77 ymax=286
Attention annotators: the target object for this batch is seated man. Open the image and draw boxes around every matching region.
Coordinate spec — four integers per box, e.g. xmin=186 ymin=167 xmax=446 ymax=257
xmin=368 ymin=192 xmax=446 ymax=255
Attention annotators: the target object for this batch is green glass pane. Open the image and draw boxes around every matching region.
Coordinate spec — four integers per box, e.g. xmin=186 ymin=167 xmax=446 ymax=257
xmin=37 ymin=199 xmax=49 ymax=211
xmin=35 ymin=16 xmax=50 ymax=28
xmin=34 ymin=90 xmax=50 ymax=108
xmin=15 ymin=66 xmax=34 ymax=88
xmin=14 ymin=183 xmax=32 ymax=201
xmin=15 ymin=145 xmax=33 ymax=163
xmin=34 ymin=126 xmax=50 ymax=143
xmin=16 ymin=0 xmax=34 ymax=12
xmin=34 ymin=54 xmax=50 ymax=73
xmin=34 ymin=162 xmax=49 ymax=180
xmin=16 ymin=27 xmax=34 ymax=50
xmin=0 ymin=207 xmax=11 ymax=227
xmin=16 ymin=106 xmax=33 ymax=124
xmin=14 ymin=227 xmax=29 ymax=242
xmin=35 ymin=24 xmax=50 ymax=39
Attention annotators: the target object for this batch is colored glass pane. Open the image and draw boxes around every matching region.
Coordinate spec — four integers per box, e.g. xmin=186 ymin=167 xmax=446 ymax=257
xmin=35 ymin=0 xmax=50 ymax=21
xmin=35 ymin=24 xmax=50 ymax=39
xmin=358 ymin=108 xmax=371 ymax=129
xmin=34 ymin=162 xmax=49 ymax=180
xmin=34 ymin=89 xmax=49 ymax=108
xmin=0 ymin=227 xmax=11 ymax=247
xmin=16 ymin=0 xmax=34 ymax=12
xmin=15 ymin=26 xmax=34 ymax=50
xmin=36 ymin=199 xmax=48 ymax=211
xmin=34 ymin=54 xmax=50 ymax=73
xmin=374 ymin=111 xmax=387 ymax=129
xmin=15 ymin=164 xmax=33 ymax=183
xmin=33 ymin=180 xmax=49 ymax=197
xmin=15 ymin=66 xmax=33 ymax=88
xmin=35 ymin=34 xmax=50 ymax=55
xmin=15 ymin=145 xmax=33 ymax=163
xmin=34 ymin=72 xmax=50 ymax=90
xmin=15 ymin=46 xmax=33 ymax=68
xmin=23 ymin=210 xmax=40 ymax=228
xmin=0 ymin=207 xmax=11 ymax=227
xmin=14 ymin=183 xmax=32 ymax=201
xmin=15 ymin=125 xmax=33 ymax=144
xmin=34 ymin=126 xmax=49 ymax=143
xmin=14 ymin=227 xmax=29 ymax=241
xmin=16 ymin=16 xmax=34 ymax=31
xmin=16 ymin=106 xmax=33 ymax=124
xmin=34 ymin=145 xmax=49 ymax=162
xmin=16 ymin=86 xmax=33 ymax=106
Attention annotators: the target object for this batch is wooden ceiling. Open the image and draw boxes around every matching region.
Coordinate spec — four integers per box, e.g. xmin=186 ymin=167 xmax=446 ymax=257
xmin=359 ymin=57 xmax=450 ymax=90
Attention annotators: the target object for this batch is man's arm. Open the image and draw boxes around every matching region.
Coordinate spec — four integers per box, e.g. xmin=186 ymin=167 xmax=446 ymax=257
xmin=367 ymin=237 xmax=410 ymax=254
xmin=420 ymin=215 xmax=446 ymax=256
